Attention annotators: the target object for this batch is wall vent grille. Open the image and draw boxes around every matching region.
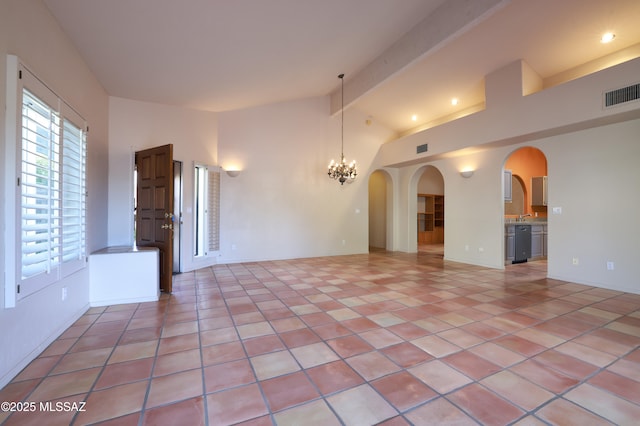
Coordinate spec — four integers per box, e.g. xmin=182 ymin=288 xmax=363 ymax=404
xmin=604 ymin=83 xmax=640 ymax=107
xmin=416 ymin=143 xmax=428 ymax=154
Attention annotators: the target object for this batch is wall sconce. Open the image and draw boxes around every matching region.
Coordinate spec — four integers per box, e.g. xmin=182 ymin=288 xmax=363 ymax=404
xmin=225 ymin=169 xmax=241 ymax=177
xmin=460 ymin=170 xmax=474 ymax=178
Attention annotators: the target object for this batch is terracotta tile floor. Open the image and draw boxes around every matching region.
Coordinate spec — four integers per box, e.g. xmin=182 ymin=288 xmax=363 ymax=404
xmin=2 ymin=248 xmax=640 ymax=425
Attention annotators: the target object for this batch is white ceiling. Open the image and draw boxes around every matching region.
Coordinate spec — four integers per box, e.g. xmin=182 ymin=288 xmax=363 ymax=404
xmin=44 ymin=0 xmax=640 ymax=136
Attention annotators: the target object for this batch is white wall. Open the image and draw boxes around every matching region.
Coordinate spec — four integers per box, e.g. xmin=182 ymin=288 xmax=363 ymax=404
xmin=108 ymin=97 xmax=218 ymax=272
xmin=418 ymin=166 xmax=444 ymax=194
xmin=378 ymin=59 xmax=640 ymax=167
xmin=375 ymin=58 xmax=640 ymax=293
xmin=393 ymin=158 xmax=506 ymax=263
xmin=108 ymin=96 xmax=395 ymax=268
xmin=0 ymin=0 xmax=109 ymax=388
xmin=543 ymin=120 xmax=640 ymax=293
xmin=420 ymin=120 xmax=640 ymax=294
xmin=216 ymin=97 xmax=395 ymax=263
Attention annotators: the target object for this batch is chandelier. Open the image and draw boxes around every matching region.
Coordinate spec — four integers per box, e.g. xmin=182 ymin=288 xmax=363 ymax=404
xmin=328 ymin=73 xmax=357 ymax=185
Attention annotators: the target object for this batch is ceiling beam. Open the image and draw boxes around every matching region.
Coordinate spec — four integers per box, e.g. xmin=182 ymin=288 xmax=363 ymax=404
xmin=329 ymin=0 xmax=512 ymax=115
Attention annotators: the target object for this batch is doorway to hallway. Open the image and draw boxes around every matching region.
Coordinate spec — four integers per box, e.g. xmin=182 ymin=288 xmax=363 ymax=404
xmin=417 ymin=166 xmax=445 ymax=248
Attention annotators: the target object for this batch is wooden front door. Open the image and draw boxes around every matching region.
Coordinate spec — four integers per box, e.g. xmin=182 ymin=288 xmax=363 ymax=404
xmin=135 ymin=144 xmax=174 ymax=293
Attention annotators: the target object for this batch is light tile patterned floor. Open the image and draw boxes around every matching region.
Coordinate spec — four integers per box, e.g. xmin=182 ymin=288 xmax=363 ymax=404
xmin=2 ymin=248 xmax=640 ymax=425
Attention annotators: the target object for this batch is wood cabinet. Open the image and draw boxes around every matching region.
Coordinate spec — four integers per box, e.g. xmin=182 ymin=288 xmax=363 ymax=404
xmin=418 ymin=194 xmax=444 ymax=244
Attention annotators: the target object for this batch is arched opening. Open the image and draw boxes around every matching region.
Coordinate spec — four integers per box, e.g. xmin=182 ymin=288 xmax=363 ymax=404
xmin=503 ymin=147 xmax=548 ymax=269
xmin=416 ymin=166 xmax=444 ymax=256
xmin=368 ymin=170 xmax=393 ymax=252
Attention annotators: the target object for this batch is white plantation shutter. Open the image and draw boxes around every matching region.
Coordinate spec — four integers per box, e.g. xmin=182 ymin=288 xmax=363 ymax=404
xmin=20 ymin=89 xmax=61 ymax=280
xmin=61 ymin=117 xmax=87 ymax=271
xmin=207 ymin=169 xmax=220 ymax=252
xmin=12 ymin=63 xmax=88 ymax=299
xmin=194 ymin=164 xmax=220 ymax=257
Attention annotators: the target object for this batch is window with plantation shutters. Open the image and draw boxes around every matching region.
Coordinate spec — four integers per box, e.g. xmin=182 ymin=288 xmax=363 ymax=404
xmin=61 ymin=118 xmax=87 ymax=267
xmin=194 ymin=164 xmax=220 ymax=257
xmin=8 ymin=59 xmax=88 ymax=301
xmin=207 ymin=169 xmax=220 ymax=252
xmin=20 ymin=89 xmax=62 ymax=281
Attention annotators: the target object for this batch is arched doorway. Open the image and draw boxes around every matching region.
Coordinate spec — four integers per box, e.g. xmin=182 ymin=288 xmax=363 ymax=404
xmin=368 ymin=170 xmax=393 ymax=251
xmin=503 ymin=147 xmax=548 ymax=268
xmin=417 ymin=166 xmax=444 ymax=254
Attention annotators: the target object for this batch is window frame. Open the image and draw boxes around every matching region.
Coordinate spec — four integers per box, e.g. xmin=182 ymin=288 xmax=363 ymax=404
xmin=4 ymin=56 xmax=88 ymax=306
xmin=193 ymin=163 xmax=220 ymax=259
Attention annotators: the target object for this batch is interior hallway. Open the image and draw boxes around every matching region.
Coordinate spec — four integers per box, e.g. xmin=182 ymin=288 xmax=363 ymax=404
xmin=1 ymin=250 xmax=639 ymax=425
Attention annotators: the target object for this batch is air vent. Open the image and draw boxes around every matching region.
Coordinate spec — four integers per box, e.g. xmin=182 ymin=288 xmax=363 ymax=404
xmin=416 ymin=143 xmax=428 ymax=154
xmin=604 ymin=83 xmax=640 ymax=107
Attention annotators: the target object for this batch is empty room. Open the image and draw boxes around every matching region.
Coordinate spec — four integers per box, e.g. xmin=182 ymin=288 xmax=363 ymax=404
xmin=1 ymin=0 xmax=640 ymax=424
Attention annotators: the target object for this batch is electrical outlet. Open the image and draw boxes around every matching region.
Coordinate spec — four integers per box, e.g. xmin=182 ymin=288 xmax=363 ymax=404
xmin=572 ymin=257 xmax=579 ymax=266
xmin=61 ymin=287 xmax=68 ymax=301
xmin=607 ymin=261 xmax=614 ymax=270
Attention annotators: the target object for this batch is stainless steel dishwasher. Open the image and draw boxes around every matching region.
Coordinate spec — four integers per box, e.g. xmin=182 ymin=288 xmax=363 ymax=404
xmin=513 ymin=224 xmax=531 ymax=264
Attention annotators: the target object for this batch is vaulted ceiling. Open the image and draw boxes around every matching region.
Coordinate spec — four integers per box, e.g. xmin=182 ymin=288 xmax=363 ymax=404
xmin=44 ymin=0 xmax=640 ymax=138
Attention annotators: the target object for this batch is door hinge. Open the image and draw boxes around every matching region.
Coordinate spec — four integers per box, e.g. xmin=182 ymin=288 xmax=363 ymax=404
xmin=17 ymin=177 xmax=20 ymax=186
xmin=17 ymin=284 xmax=21 ymax=294
xmin=18 ymin=70 xmax=22 ymax=79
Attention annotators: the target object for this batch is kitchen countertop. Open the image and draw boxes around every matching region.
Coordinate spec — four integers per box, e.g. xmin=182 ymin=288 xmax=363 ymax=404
xmin=504 ymin=220 xmax=547 ymax=226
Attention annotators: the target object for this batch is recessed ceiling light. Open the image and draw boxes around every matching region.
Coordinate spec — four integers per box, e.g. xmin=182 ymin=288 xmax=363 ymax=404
xmin=451 ymin=98 xmax=459 ymax=106
xmin=601 ymin=32 xmax=615 ymax=43
xmin=411 ymin=115 xmax=417 ymax=121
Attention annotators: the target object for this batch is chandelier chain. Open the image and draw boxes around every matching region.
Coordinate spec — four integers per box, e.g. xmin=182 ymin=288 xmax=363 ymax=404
xmin=327 ymin=73 xmax=357 ymax=185
xmin=340 ymin=73 xmax=344 ymax=158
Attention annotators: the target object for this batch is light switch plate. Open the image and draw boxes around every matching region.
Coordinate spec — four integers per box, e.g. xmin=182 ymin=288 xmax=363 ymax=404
xmin=552 ymin=207 xmax=562 ymax=214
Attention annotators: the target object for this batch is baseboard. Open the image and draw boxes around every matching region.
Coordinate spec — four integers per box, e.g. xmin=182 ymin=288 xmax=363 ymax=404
xmin=0 ymin=303 xmax=89 ymax=389
xmin=90 ymin=295 xmax=158 ymax=308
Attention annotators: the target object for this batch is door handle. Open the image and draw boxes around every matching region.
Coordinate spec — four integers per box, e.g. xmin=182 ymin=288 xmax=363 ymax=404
xmin=164 ymin=212 xmax=175 ymax=220
xmin=161 ymin=223 xmax=173 ymax=230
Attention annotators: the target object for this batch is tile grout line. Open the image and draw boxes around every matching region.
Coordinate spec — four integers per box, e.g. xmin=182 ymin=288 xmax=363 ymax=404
xmin=135 ymin=292 xmax=172 ymax=425
xmin=4 ymin=253 xmax=639 ymax=425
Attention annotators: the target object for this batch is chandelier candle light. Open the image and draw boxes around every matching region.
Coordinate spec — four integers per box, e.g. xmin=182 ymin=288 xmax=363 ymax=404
xmin=328 ymin=73 xmax=357 ymax=185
